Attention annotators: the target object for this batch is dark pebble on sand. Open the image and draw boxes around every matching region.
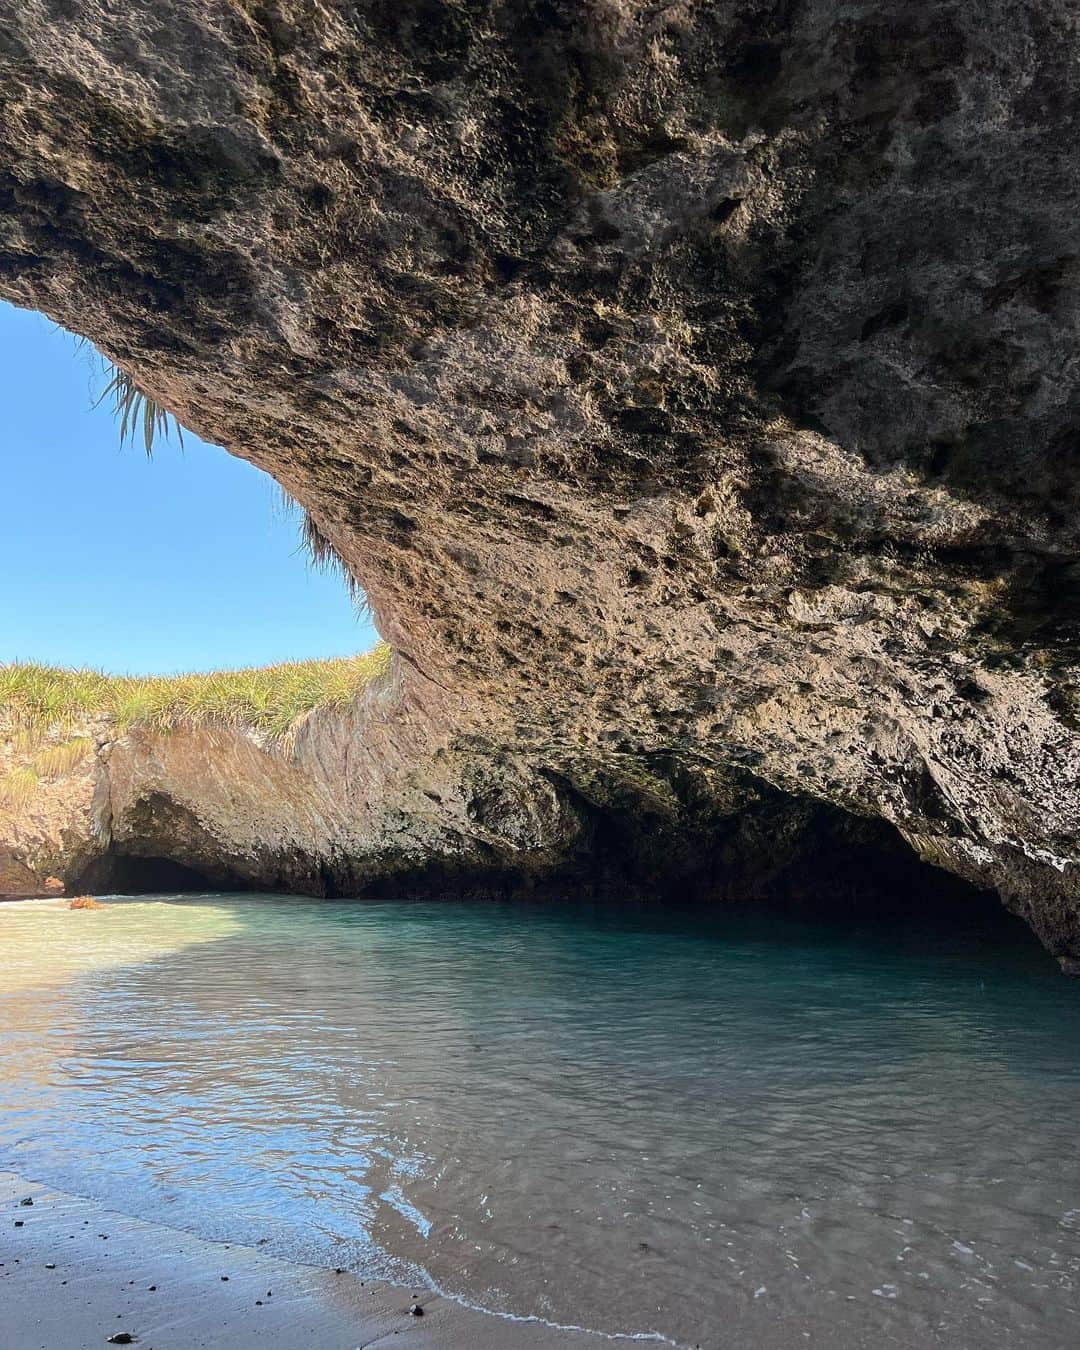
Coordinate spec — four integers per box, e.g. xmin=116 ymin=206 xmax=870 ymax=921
xmin=148 ymin=1286 xmax=156 ymax=1292
xmin=107 ymin=1336 xmax=135 ymax=1345
xmin=334 ymin=1268 xmax=345 ymax=1274
xmin=409 ymin=1304 xmax=424 ymax=1317
xmin=255 ymin=1300 xmax=263 ymax=1306
xmin=220 ymin=1275 xmax=229 ymax=1281
xmin=14 ymin=1221 xmax=23 ymax=1228
xmin=19 ymin=1197 xmax=33 ymax=1206
xmin=45 ymin=1263 xmax=56 ymax=1269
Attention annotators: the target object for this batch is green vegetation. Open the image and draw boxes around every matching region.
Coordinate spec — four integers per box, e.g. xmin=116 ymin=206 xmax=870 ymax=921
xmin=93 ymin=350 xmax=362 ymax=599
xmin=32 ymin=736 xmax=95 ymax=778
xmin=0 ymin=648 xmax=393 ymax=809
xmin=0 ymin=645 xmax=392 ymax=747
xmin=0 ymin=765 xmax=39 ymax=809
xmin=0 ymin=346 xmax=389 ymax=813
xmin=98 ymin=361 xmax=183 ymax=455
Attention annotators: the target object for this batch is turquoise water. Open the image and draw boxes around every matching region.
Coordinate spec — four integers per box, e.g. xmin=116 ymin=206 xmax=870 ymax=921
xmin=2 ymin=894 xmax=1080 ymax=1347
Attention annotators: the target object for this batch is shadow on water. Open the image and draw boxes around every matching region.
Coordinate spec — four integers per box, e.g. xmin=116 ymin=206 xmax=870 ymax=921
xmin=2 ymin=885 xmax=1078 ymax=1348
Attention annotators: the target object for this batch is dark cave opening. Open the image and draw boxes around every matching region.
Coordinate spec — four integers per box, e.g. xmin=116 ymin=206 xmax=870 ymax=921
xmin=361 ymin=787 xmax=996 ymax=923
xmin=73 ymin=852 xmax=240 ymax=896
xmin=529 ymin=769 xmax=995 ymax=918
xmin=705 ymin=805 xmax=991 ymax=919
xmin=65 ymin=781 xmax=1002 ymax=936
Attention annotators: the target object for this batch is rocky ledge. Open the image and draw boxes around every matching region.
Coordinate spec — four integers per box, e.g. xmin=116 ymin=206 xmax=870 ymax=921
xmin=2 ymin=1 xmax=1080 ymax=965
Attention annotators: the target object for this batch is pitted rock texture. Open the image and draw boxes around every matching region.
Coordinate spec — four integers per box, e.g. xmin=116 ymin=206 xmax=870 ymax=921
xmin=2 ymin=658 xmax=956 ymax=911
xmin=1 ymin=1 xmax=1080 ymax=961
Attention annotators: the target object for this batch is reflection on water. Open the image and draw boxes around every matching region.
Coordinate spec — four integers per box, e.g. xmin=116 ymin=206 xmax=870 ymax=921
xmin=2 ymin=894 xmax=1080 ymax=1347
xmin=0 ymin=897 xmax=240 ymax=992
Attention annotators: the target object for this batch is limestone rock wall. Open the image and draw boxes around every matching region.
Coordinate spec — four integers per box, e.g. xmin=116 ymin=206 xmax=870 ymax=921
xmin=2 ymin=2 xmax=1080 ymax=962
xmin=0 ymin=658 xmax=585 ymax=897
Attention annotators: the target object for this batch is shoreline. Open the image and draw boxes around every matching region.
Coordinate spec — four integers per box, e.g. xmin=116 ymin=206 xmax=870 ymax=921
xmin=0 ymin=1172 xmax=619 ymax=1349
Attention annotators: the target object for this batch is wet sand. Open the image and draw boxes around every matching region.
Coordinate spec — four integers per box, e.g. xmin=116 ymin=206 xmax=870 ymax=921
xmin=0 ymin=1173 xmax=606 ymax=1349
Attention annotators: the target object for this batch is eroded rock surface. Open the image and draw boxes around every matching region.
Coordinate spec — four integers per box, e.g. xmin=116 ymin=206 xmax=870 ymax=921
xmin=0 ymin=660 xmax=586 ymax=898
xmin=2 ymin=2 xmax=1080 ymax=961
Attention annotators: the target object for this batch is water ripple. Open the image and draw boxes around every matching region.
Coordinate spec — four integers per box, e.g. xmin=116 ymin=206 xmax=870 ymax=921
xmin=2 ymin=894 xmax=1080 ymax=1347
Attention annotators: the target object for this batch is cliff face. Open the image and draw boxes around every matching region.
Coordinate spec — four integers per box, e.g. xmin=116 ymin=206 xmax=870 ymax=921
xmin=2 ymin=2 xmax=1080 ymax=961
xmin=0 ymin=657 xmax=981 ymax=916
xmin=0 ymin=660 xmax=591 ymax=899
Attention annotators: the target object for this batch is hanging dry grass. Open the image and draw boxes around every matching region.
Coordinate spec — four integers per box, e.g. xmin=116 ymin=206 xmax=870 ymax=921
xmin=96 ymin=362 xmax=183 ymax=455
xmin=274 ymin=488 xmax=369 ymax=613
xmin=92 ymin=353 xmax=365 ymax=604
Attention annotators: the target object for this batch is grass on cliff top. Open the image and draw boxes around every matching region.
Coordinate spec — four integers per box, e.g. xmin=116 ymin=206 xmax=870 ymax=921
xmin=0 ymin=353 xmax=386 ymax=805
xmin=0 ymin=644 xmax=392 ymax=745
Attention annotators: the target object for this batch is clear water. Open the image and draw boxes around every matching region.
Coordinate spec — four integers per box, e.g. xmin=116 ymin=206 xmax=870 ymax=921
xmin=2 ymin=894 xmax=1080 ymax=1348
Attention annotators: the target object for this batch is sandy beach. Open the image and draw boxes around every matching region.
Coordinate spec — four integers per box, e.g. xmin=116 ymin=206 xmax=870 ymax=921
xmin=0 ymin=1173 xmax=606 ymax=1350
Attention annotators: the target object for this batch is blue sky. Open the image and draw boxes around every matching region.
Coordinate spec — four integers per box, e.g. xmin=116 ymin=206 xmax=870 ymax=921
xmin=0 ymin=302 xmax=376 ymax=674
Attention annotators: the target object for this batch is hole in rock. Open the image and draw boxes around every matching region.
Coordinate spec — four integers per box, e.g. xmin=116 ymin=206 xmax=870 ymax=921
xmin=0 ymin=301 xmax=375 ymax=674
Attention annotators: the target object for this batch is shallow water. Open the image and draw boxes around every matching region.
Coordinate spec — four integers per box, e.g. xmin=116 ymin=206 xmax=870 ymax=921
xmin=2 ymin=894 xmax=1079 ymax=1347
